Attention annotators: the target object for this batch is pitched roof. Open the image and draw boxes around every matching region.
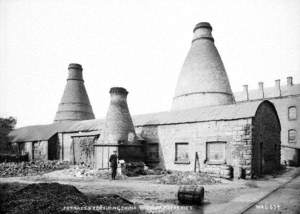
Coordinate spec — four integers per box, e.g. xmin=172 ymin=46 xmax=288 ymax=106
xmin=133 ymin=100 xmax=263 ymax=126
xmin=9 ymin=100 xmax=268 ymax=143
xmin=9 ymin=119 xmax=104 ymax=143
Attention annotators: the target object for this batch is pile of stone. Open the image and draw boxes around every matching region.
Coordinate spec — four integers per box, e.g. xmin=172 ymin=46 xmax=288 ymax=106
xmin=55 ymin=165 xmax=127 ymax=180
xmin=144 ymin=167 xmax=171 ymax=175
xmin=158 ymin=171 xmax=220 ymax=185
xmin=0 ymin=153 xmax=28 ymax=163
xmin=121 ymin=161 xmax=146 ymax=177
xmin=68 ymin=165 xmax=101 ymax=178
xmin=0 ymin=160 xmax=70 ymax=177
xmin=0 ymin=183 xmax=138 ymax=214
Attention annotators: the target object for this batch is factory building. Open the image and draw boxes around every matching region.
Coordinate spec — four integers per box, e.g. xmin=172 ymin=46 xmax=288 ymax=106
xmin=234 ymin=78 xmax=300 ymax=166
xmin=9 ymin=22 xmax=284 ymax=178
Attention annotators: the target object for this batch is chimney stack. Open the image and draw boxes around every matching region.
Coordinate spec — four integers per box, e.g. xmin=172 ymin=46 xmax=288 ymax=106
xmin=287 ymin=76 xmax=293 ymax=87
xmin=96 ymin=87 xmax=144 ymax=165
xmin=258 ymin=82 xmax=264 ymax=99
xmin=275 ymin=79 xmax=281 ymax=97
xmin=243 ymin=85 xmax=249 ymax=101
xmin=54 ymin=63 xmax=95 ymax=122
xmin=99 ymin=87 xmax=136 ymax=145
xmin=171 ymin=22 xmax=235 ymax=110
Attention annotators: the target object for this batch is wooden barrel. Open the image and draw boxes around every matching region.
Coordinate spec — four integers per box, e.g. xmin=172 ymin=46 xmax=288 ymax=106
xmin=177 ymin=185 xmax=204 ymax=205
xmin=220 ymin=165 xmax=233 ymax=179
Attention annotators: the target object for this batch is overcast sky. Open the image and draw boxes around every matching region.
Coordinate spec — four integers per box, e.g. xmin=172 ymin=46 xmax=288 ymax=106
xmin=0 ymin=0 xmax=300 ymax=128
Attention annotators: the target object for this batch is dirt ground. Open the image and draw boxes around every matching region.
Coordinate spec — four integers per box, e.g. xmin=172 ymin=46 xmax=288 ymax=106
xmin=0 ymin=182 xmax=138 ymax=214
xmin=0 ymin=167 xmax=299 ymax=214
xmin=244 ymin=174 xmax=300 ymax=214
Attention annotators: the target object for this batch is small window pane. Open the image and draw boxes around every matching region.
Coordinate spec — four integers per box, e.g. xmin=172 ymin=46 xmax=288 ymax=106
xmin=206 ymin=142 xmax=226 ymax=163
xmin=175 ymin=143 xmax=189 ymax=162
xmin=288 ymin=129 xmax=296 ymax=144
xmin=288 ymin=106 xmax=297 ymax=120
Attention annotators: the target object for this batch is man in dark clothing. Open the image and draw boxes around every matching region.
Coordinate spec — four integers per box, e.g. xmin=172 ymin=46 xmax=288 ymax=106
xmin=109 ymin=150 xmax=118 ymax=180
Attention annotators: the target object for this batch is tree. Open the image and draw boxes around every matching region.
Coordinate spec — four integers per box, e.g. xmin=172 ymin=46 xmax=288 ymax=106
xmin=0 ymin=116 xmax=17 ymax=154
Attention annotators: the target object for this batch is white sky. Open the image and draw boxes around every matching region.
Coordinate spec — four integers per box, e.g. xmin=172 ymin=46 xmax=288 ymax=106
xmin=0 ymin=0 xmax=300 ymax=128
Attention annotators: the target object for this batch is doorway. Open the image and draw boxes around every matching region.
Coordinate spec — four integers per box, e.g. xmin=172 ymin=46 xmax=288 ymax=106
xmin=94 ymin=146 xmax=118 ymax=169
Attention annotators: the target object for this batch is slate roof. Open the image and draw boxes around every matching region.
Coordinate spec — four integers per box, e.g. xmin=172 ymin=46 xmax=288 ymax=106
xmin=9 ymin=119 xmax=104 ymax=143
xmin=9 ymin=100 xmax=270 ymax=143
xmin=133 ymin=100 xmax=264 ymax=126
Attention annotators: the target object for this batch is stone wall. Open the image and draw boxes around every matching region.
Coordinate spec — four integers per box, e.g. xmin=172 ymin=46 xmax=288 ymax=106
xmin=136 ymin=118 xmax=254 ymax=178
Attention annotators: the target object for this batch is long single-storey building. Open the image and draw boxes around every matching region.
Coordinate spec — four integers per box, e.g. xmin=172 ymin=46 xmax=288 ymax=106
xmin=9 ymin=99 xmax=280 ymax=179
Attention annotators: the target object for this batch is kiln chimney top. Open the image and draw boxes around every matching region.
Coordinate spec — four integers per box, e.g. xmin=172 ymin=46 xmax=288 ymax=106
xmin=109 ymin=87 xmax=128 ymax=95
xmin=67 ymin=63 xmax=83 ymax=81
xmin=68 ymin=63 xmax=82 ymax=70
xmin=193 ymin=22 xmax=212 ymax=32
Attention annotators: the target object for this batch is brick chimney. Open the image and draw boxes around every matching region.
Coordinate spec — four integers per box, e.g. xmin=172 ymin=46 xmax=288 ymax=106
xmin=243 ymin=85 xmax=249 ymax=101
xmin=258 ymin=82 xmax=264 ymax=99
xmin=275 ymin=79 xmax=281 ymax=97
xmin=287 ymin=76 xmax=293 ymax=87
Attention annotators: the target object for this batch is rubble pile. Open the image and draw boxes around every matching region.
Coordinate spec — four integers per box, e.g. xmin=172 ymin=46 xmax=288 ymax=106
xmin=0 ymin=183 xmax=138 ymax=214
xmin=0 ymin=154 xmax=28 ymax=163
xmin=67 ymin=165 xmax=103 ymax=178
xmin=158 ymin=171 xmax=220 ymax=185
xmin=0 ymin=160 xmax=70 ymax=177
xmin=144 ymin=167 xmax=171 ymax=175
xmin=121 ymin=162 xmax=146 ymax=177
xmin=52 ymin=165 xmax=128 ymax=180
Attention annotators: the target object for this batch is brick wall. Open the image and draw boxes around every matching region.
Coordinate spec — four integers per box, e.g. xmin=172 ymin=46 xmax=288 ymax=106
xmin=271 ymin=97 xmax=300 ymax=165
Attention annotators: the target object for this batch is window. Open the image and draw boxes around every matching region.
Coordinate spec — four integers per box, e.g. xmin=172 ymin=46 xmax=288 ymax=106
xmin=288 ymin=106 xmax=297 ymax=120
xmin=206 ymin=141 xmax=226 ymax=164
xmin=288 ymin=129 xmax=296 ymax=144
xmin=175 ymin=143 xmax=189 ymax=163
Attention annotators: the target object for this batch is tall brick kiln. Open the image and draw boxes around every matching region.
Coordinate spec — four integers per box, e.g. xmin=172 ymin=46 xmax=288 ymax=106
xmin=94 ymin=87 xmax=143 ymax=169
xmin=54 ymin=63 xmax=95 ymax=122
xmin=172 ymin=22 xmax=235 ymax=110
xmin=134 ymin=22 xmax=281 ymax=178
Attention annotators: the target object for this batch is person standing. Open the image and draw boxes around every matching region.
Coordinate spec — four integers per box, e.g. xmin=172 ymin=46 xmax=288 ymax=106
xmin=109 ymin=150 xmax=118 ymax=180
